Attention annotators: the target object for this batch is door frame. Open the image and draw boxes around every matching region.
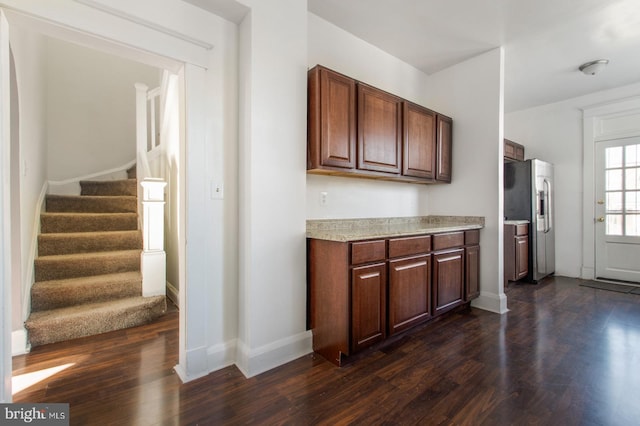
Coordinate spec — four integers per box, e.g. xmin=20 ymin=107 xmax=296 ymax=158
xmin=582 ymin=97 xmax=640 ymax=280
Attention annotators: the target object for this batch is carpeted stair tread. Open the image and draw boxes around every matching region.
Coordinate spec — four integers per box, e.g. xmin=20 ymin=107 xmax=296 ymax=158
xmin=25 ymin=295 xmax=166 ymax=347
xmin=46 ymin=194 xmax=137 ymax=213
xmin=41 ymin=212 xmax=138 ymax=233
xmin=31 ymin=271 xmax=142 ymax=311
xmin=35 ymin=250 xmax=141 ymax=282
xmin=38 ymin=230 xmax=142 ymax=256
xmin=80 ymin=179 xmax=137 ymax=196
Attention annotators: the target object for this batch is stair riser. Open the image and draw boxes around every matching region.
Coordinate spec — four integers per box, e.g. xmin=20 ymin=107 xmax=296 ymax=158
xmin=31 ymin=278 xmax=141 ymax=311
xmin=35 ymin=252 xmax=140 ymax=282
xmin=80 ymin=180 xmax=137 ymax=197
xmin=46 ymin=196 xmax=137 ymax=213
xmin=38 ymin=232 xmax=142 ymax=256
xmin=41 ymin=214 xmax=138 ymax=233
xmin=26 ymin=297 xmax=166 ymax=347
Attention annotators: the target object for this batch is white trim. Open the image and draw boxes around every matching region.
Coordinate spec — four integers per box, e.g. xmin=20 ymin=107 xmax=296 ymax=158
xmin=11 ymin=328 xmax=28 ymax=356
xmin=21 ymin=183 xmax=47 ymax=326
xmin=74 ymin=0 xmax=214 ymax=51
xmin=174 ymin=344 xmax=208 ymax=382
xmin=206 ymin=339 xmax=236 ymax=373
xmin=48 ymin=160 xmax=135 ymax=195
xmin=166 ymin=280 xmax=179 ymax=306
xmin=235 ymin=331 xmax=313 ymax=378
xmin=0 ymin=8 xmax=11 ymax=402
xmin=471 ymin=291 xmax=509 ymax=314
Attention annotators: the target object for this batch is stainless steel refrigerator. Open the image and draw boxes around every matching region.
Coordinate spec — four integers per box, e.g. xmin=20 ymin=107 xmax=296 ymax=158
xmin=504 ymin=159 xmax=555 ymax=283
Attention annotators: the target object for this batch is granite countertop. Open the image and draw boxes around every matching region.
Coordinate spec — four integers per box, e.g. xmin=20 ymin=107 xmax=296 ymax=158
xmin=504 ymin=220 xmax=530 ymax=225
xmin=306 ymin=216 xmax=485 ymax=242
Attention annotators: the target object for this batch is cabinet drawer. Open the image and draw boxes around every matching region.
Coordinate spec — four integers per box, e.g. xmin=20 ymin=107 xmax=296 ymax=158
xmin=464 ymin=230 xmax=479 ymax=245
xmin=432 ymin=232 xmax=464 ymax=251
xmin=515 ymin=224 xmax=528 ymax=236
xmin=388 ymin=235 xmax=431 ymax=258
xmin=351 ymin=240 xmax=386 ymax=265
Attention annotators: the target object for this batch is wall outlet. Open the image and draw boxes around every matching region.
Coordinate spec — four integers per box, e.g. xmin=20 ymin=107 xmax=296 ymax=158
xmin=320 ymin=191 xmax=328 ymax=206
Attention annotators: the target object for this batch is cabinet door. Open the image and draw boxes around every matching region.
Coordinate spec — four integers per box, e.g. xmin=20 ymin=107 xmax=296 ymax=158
xmin=357 ymin=84 xmax=403 ymax=174
xmin=436 ymin=114 xmax=453 ymax=182
xmin=308 ymin=66 xmax=356 ymax=170
xmin=465 ymin=245 xmax=480 ymax=301
xmin=515 ymin=235 xmax=529 ymax=279
xmin=388 ymin=255 xmax=431 ymax=335
xmin=403 ymin=102 xmax=436 ymax=179
xmin=433 ymin=248 xmax=464 ymax=316
xmin=352 ymin=263 xmax=386 ymax=352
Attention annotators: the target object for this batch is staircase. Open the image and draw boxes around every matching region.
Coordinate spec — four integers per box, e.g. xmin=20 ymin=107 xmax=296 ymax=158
xmin=24 ymin=177 xmax=166 ymax=347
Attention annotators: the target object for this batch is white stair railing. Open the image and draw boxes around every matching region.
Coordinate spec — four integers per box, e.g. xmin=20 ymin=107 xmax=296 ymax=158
xmin=135 ymin=82 xmax=167 ymax=297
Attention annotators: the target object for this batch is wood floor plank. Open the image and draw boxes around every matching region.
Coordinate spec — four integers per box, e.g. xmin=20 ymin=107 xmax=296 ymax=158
xmin=12 ymin=277 xmax=640 ymax=425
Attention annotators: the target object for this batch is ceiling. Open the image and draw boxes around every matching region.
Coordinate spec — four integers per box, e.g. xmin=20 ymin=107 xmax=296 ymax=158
xmin=308 ymin=0 xmax=640 ymax=112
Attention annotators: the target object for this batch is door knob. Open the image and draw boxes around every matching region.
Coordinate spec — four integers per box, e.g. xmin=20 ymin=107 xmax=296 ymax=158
xmin=597 ymin=217 xmax=605 ymax=222
xmin=597 ymin=200 xmax=604 ymax=205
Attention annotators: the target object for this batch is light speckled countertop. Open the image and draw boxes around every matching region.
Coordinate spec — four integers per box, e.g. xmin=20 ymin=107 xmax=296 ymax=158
xmin=504 ymin=220 xmax=530 ymax=225
xmin=307 ymin=216 xmax=484 ymax=242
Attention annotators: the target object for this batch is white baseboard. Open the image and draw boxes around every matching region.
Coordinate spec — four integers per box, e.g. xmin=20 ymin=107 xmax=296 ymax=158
xmin=12 ymin=328 xmax=29 ymax=356
xmin=166 ymin=281 xmax=179 ymax=306
xmin=581 ymin=267 xmax=595 ymax=280
xmin=471 ymin=291 xmax=508 ymax=314
xmin=235 ymin=330 xmax=313 ymax=378
xmin=174 ymin=345 xmax=209 ymax=383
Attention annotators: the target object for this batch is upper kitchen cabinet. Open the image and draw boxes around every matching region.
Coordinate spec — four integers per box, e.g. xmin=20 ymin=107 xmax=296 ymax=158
xmin=307 ymin=64 xmax=453 ymax=184
xmin=357 ymin=83 xmax=403 ymax=175
xmin=403 ymin=102 xmax=437 ymax=180
xmin=504 ymin=139 xmax=525 ymax=162
xmin=307 ymin=66 xmax=356 ymax=170
xmin=436 ymin=114 xmax=453 ymax=183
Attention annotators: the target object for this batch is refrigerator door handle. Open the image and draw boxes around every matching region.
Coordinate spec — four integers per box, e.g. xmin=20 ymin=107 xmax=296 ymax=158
xmin=543 ymin=179 xmax=551 ymax=233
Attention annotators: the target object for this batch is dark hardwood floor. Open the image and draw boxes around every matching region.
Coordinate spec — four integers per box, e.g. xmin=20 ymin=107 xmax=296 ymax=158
xmin=12 ymin=276 xmax=640 ymax=425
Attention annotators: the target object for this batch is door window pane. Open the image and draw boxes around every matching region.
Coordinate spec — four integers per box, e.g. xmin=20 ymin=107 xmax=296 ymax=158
xmin=607 ymin=214 xmax=623 ymax=236
xmin=625 ymin=144 xmax=640 ymax=167
xmin=607 ymin=146 xmax=623 ymax=168
xmin=607 ymin=191 xmax=623 ymax=212
xmin=626 ymin=191 xmax=640 ymax=213
xmin=606 ymin=169 xmax=623 ymax=191
xmin=625 ymin=215 xmax=640 ymax=236
xmin=626 ymin=167 xmax=640 ymax=190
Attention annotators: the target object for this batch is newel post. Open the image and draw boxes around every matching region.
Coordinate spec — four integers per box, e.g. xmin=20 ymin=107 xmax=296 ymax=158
xmin=140 ymin=178 xmax=167 ymax=297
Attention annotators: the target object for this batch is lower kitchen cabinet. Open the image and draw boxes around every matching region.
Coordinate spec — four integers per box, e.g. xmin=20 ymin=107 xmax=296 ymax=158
xmin=432 ymin=249 xmax=465 ymax=316
xmin=388 ymin=254 xmax=431 ymax=335
xmin=504 ymin=223 xmax=528 ymax=281
xmin=308 ymin=228 xmax=481 ymax=366
xmin=352 ymin=263 xmax=386 ymax=351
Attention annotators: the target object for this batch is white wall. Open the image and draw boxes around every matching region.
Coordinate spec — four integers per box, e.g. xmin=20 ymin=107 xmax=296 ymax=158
xmin=9 ymin=26 xmax=47 ymax=335
xmin=505 ymin=81 xmax=640 ymax=278
xmin=236 ymin=0 xmax=310 ymax=377
xmin=306 ymin=13 xmax=431 ymax=219
xmin=428 ymin=48 xmax=507 ymax=314
xmin=45 ymin=37 xmax=160 ymax=182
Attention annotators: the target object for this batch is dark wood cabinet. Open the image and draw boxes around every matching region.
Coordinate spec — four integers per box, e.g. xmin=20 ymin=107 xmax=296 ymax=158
xmin=436 ymin=114 xmax=453 ymax=182
xmin=307 ymin=66 xmax=357 ymax=170
xmin=504 ymin=139 xmax=525 ymax=162
xmin=388 ymin=255 xmax=431 ymax=335
xmin=403 ymin=102 xmax=437 ymax=179
xmin=309 ymin=229 xmax=478 ymax=366
xmin=433 ymin=248 xmax=464 ymax=316
xmin=504 ymin=223 xmax=528 ymax=281
xmin=307 ymin=65 xmax=453 ymax=184
xmin=352 ymin=263 xmax=386 ymax=351
xmin=357 ymin=84 xmax=403 ymax=174
xmin=464 ymin=230 xmax=480 ymax=301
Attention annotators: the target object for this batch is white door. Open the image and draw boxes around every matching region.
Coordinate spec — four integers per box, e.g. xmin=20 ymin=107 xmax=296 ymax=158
xmin=595 ymin=137 xmax=640 ymax=283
